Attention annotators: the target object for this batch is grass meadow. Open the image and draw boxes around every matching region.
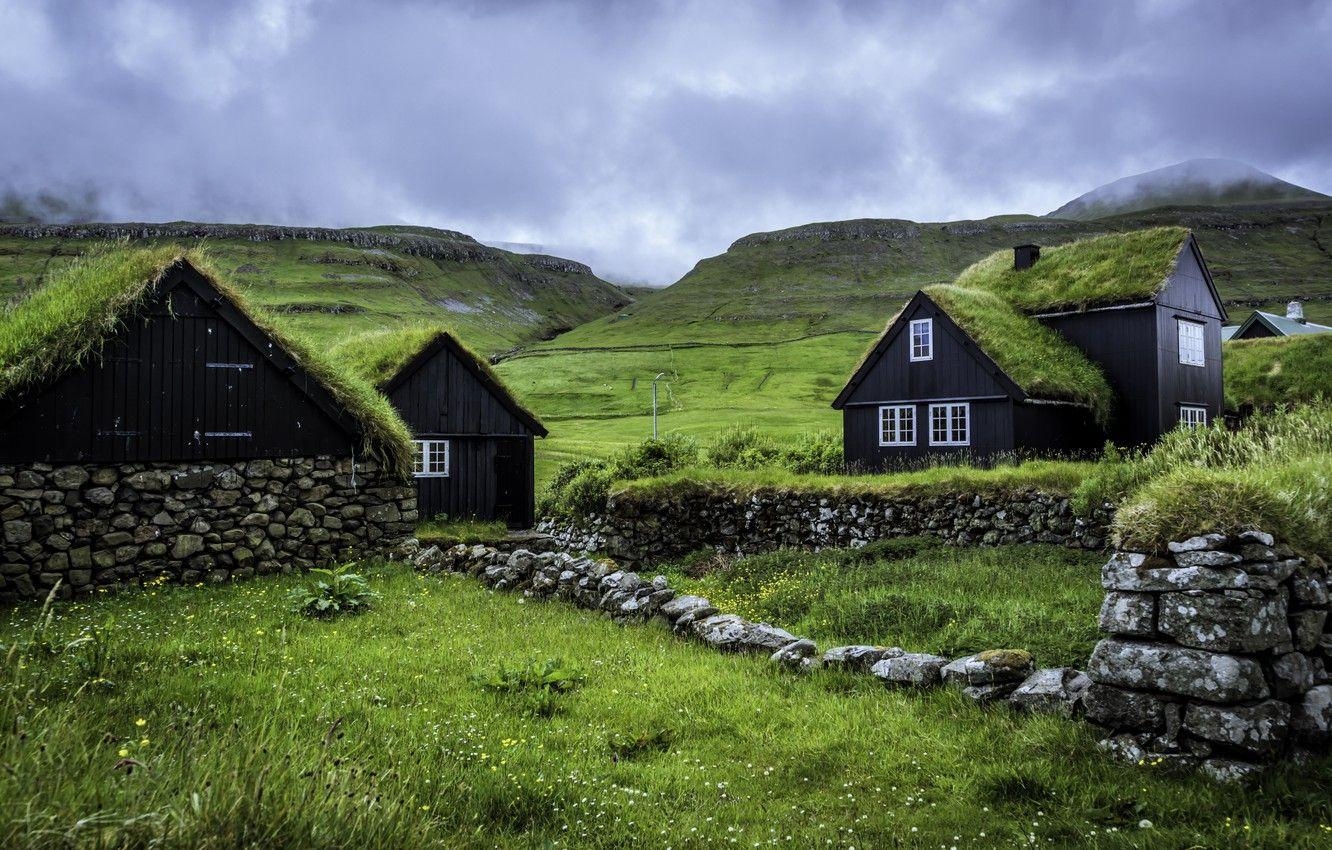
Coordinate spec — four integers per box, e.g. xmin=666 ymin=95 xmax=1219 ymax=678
xmin=4 ymin=566 xmax=1332 ymax=848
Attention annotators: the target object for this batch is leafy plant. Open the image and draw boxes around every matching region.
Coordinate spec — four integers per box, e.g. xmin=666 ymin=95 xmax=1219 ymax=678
xmin=472 ymin=657 xmax=586 ymax=717
xmin=288 ymin=564 xmax=379 ymax=618
xmin=703 ymin=425 xmax=780 ymax=469
xmin=779 ymin=429 xmax=844 ymax=475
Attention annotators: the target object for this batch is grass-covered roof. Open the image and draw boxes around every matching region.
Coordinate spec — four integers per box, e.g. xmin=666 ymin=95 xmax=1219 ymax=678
xmin=329 ymin=325 xmax=546 ymax=434
xmin=924 ymin=285 xmax=1115 ymax=423
xmin=1223 ymin=333 xmax=1332 ymax=409
xmin=952 ymin=226 xmax=1190 ymax=313
xmin=0 ymin=244 xmax=415 ymax=475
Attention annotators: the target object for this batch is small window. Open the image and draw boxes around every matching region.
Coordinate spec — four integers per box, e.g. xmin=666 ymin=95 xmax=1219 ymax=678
xmin=1178 ymin=320 xmax=1205 ymax=366
xmin=928 ymin=402 xmax=969 ymax=446
xmin=879 ymin=405 xmax=916 ymax=446
xmin=909 ymin=318 xmax=933 ymax=361
xmin=1179 ymin=406 xmax=1208 ymax=429
xmin=413 ymin=439 xmax=450 ymax=477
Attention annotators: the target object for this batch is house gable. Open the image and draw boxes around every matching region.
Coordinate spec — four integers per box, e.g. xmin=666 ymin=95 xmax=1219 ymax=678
xmin=833 ymin=292 xmax=1022 ymax=409
xmin=383 ymin=334 xmax=547 ymax=437
xmin=0 ymin=262 xmax=361 ymax=463
xmin=1156 ymin=235 xmax=1228 ymax=321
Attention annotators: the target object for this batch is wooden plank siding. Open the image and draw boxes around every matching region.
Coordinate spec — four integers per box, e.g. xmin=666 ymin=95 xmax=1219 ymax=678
xmin=1036 ymin=305 xmax=1159 ymax=446
xmin=384 ymin=337 xmax=541 ymax=528
xmin=0 ymin=266 xmax=358 ymax=464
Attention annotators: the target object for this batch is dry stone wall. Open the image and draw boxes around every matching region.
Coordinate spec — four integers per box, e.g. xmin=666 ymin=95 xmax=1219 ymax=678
xmin=540 ymin=488 xmax=1111 ymax=566
xmin=1086 ymin=531 xmax=1332 ymax=782
xmin=0 ymin=458 xmax=416 ymax=602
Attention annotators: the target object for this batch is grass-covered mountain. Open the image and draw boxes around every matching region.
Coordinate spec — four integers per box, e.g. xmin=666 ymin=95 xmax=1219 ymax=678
xmin=496 ymin=200 xmax=1332 ymax=478
xmin=0 ymin=222 xmax=631 ymax=354
xmin=1048 ymin=158 xmax=1328 ymax=220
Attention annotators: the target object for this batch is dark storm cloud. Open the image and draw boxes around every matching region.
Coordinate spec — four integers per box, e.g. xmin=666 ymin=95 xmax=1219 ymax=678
xmin=1 ymin=0 xmax=1329 ymax=282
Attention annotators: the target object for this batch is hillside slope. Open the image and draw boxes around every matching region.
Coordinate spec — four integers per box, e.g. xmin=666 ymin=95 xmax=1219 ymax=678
xmin=0 ymin=222 xmax=630 ymax=354
xmin=1048 ymin=158 xmax=1328 ymax=220
xmin=496 ymin=201 xmax=1332 ymax=478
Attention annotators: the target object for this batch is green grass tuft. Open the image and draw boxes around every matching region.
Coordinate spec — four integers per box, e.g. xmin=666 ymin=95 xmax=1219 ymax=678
xmin=1075 ymin=404 xmax=1332 ymax=557
xmin=1224 ymin=333 xmax=1332 ymax=409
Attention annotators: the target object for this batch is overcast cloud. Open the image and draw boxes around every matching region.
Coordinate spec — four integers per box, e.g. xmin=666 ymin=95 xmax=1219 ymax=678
xmin=2 ymin=0 xmax=1330 ymax=283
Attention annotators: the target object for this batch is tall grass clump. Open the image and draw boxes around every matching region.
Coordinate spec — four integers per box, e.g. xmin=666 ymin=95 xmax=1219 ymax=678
xmin=1074 ymin=404 xmax=1332 ymax=555
xmin=542 ymin=430 xmax=850 ymax=518
xmin=702 ymin=425 xmax=781 ymax=469
xmin=540 ymin=433 xmax=699 ymax=518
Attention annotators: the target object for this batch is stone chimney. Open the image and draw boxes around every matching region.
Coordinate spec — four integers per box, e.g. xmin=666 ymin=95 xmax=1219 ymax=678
xmin=1286 ymin=301 xmax=1306 ymax=323
xmin=1014 ymin=244 xmax=1041 ymax=270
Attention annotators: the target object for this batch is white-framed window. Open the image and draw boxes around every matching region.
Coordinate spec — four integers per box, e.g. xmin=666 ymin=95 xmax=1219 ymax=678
xmin=1178 ymin=319 xmax=1205 ymax=367
xmin=909 ymin=318 xmax=933 ymax=361
xmin=929 ymin=402 xmax=970 ymax=446
xmin=879 ymin=405 xmax=916 ymax=446
xmin=1179 ymin=406 xmax=1208 ymax=429
xmin=413 ymin=439 xmax=450 ymax=477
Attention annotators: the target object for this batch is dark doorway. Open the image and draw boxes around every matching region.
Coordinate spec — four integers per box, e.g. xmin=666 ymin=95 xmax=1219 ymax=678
xmin=493 ymin=438 xmax=523 ymax=527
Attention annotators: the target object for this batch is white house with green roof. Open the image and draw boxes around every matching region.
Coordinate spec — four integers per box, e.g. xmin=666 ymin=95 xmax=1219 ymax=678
xmin=832 ymin=227 xmax=1227 ymax=468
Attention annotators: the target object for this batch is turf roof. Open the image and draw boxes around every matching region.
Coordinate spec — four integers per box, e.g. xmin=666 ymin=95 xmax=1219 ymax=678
xmin=952 ymin=226 xmax=1191 ymax=313
xmin=0 ymin=244 xmax=415 ymax=475
xmin=924 ymin=285 xmax=1115 ymax=423
xmin=329 ymin=325 xmax=546 ymax=434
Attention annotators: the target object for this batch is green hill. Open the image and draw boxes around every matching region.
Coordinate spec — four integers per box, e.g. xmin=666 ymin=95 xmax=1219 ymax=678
xmin=496 ymin=201 xmax=1332 ymax=479
xmin=0 ymin=222 xmax=631 ymax=354
xmin=1048 ymin=159 xmax=1329 ymax=220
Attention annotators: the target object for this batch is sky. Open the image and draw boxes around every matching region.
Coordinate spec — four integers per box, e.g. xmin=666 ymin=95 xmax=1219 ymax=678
xmin=2 ymin=0 xmax=1331 ymax=284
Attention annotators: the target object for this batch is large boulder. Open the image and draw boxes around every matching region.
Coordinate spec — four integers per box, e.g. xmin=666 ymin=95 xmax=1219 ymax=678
xmin=1087 ymin=639 xmax=1269 ymax=702
xmin=870 ymin=652 xmax=948 ymax=688
xmin=1156 ymin=589 xmax=1289 ymax=653
xmin=1009 ymin=668 xmax=1092 ymax=717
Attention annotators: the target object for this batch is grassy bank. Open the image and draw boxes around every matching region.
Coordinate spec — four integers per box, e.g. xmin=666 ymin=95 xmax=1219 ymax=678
xmin=4 ymin=567 xmax=1332 ymax=848
xmin=666 ymin=538 xmax=1104 ymax=668
xmin=1075 ymin=404 xmax=1332 ymax=557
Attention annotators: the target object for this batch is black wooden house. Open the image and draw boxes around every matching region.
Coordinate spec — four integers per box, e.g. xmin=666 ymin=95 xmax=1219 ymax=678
xmin=346 ymin=330 xmax=547 ymax=528
xmin=833 ymin=227 xmax=1227 ymax=470
xmin=0 ymin=254 xmax=409 ymax=470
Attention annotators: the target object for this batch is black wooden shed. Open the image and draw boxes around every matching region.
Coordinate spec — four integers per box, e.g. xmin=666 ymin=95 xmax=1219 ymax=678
xmin=0 ymin=252 xmax=410 ymax=471
xmin=833 ymin=227 xmax=1227 ymax=470
xmin=339 ymin=330 xmax=547 ymax=528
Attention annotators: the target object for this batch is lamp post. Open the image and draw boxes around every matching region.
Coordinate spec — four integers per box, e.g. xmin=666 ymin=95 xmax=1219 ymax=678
xmin=651 ymin=372 xmax=666 ymax=439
